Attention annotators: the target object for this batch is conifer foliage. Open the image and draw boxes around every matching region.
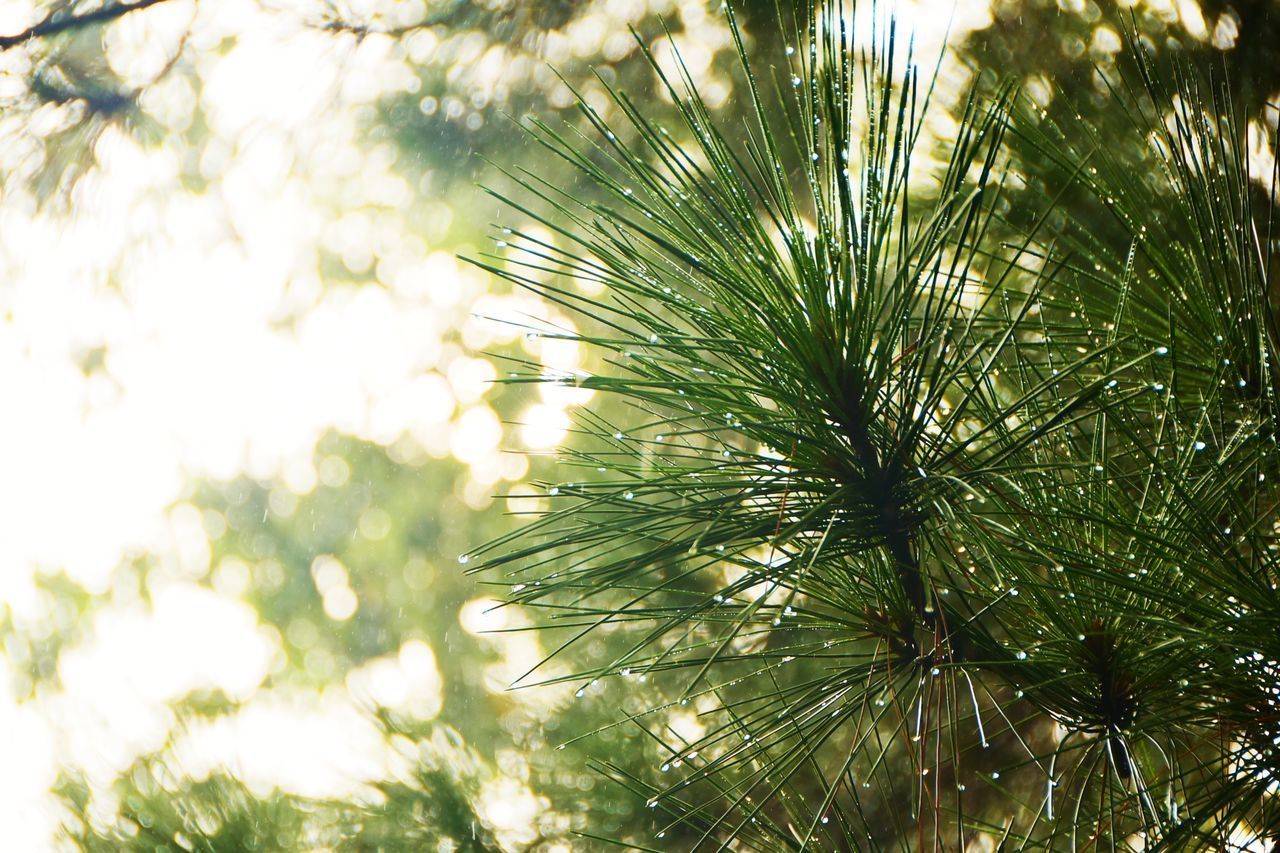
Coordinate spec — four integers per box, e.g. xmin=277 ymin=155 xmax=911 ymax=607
xmin=469 ymin=2 xmax=1280 ymax=847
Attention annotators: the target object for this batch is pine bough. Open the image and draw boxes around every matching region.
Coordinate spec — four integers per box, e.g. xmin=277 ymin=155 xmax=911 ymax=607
xmin=466 ymin=2 xmax=1280 ymax=848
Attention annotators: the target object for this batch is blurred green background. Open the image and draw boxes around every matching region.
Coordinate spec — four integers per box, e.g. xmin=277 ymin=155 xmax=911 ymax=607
xmin=0 ymin=0 xmax=1275 ymax=848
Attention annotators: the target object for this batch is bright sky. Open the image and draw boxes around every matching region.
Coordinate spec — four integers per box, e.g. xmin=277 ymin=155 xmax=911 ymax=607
xmin=0 ymin=0 xmax=552 ymax=843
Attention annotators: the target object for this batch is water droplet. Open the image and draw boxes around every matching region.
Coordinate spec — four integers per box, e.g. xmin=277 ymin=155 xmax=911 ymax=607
xmin=457 ymin=554 xmax=470 ymax=565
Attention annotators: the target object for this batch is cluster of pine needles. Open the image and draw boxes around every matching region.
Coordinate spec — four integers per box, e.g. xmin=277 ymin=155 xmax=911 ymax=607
xmin=468 ymin=1 xmax=1280 ymax=849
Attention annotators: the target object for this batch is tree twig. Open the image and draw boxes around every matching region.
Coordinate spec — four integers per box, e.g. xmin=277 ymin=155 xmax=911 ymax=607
xmin=315 ymin=10 xmax=461 ymax=42
xmin=0 ymin=0 xmax=173 ymax=51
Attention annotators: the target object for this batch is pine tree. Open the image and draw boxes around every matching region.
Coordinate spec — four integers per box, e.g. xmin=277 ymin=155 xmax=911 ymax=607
xmin=469 ymin=1 xmax=1280 ymax=848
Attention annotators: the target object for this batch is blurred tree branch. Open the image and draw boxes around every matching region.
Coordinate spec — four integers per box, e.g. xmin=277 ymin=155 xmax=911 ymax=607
xmin=317 ymin=12 xmax=457 ymax=41
xmin=0 ymin=0 xmax=174 ymax=51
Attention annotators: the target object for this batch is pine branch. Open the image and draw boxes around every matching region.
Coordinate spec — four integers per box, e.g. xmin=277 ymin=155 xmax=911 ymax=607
xmin=469 ymin=1 xmax=1280 ymax=847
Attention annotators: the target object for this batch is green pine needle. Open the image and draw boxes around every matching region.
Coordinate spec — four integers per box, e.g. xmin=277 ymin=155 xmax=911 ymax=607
xmin=466 ymin=2 xmax=1280 ymax=848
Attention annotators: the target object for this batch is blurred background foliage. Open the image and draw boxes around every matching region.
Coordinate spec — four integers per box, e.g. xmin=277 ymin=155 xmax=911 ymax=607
xmin=0 ymin=0 xmax=1275 ymax=849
